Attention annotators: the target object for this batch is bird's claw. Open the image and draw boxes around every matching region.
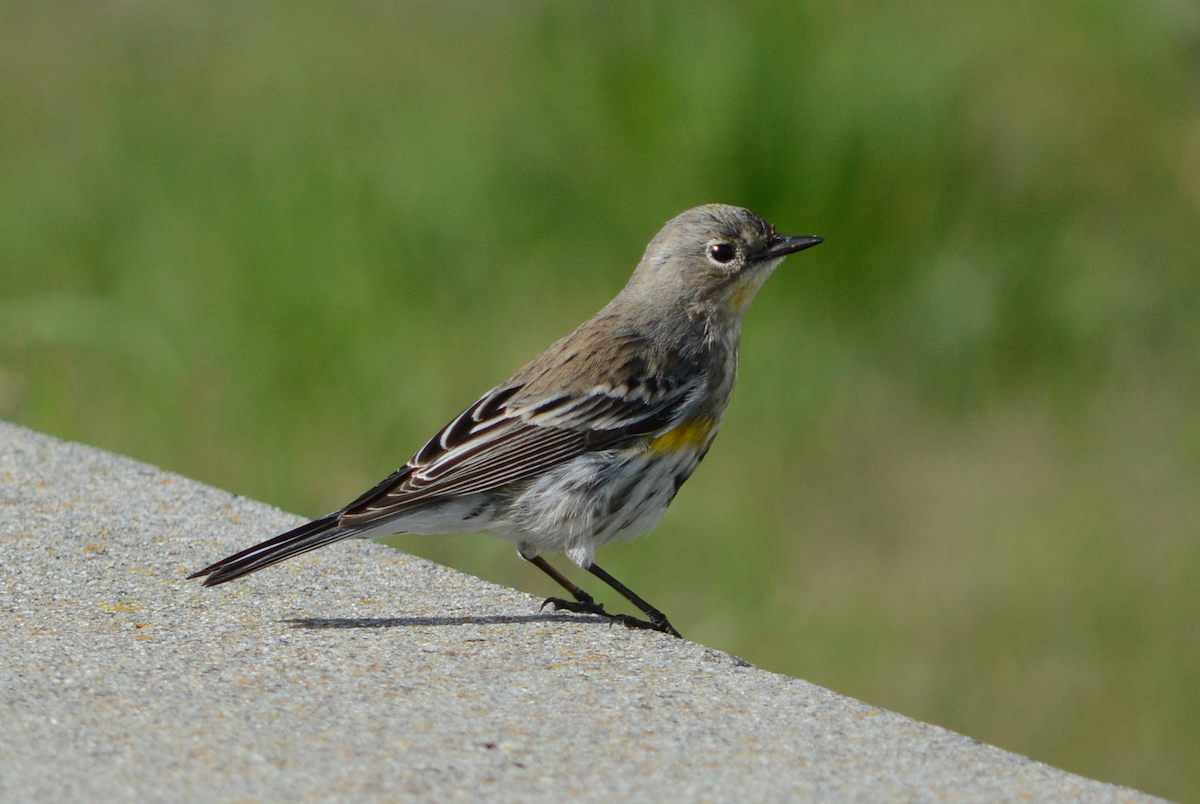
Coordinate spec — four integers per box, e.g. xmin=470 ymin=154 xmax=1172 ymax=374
xmin=542 ymin=597 xmax=681 ymax=638
xmin=611 ymin=613 xmax=682 ymax=639
xmin=541 ymin=596 xmax=608 ymax=617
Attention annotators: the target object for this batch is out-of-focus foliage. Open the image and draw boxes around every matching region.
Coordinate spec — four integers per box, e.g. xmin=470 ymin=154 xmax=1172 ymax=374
xmin=2 ymin=1 xmax=1198 ymax=799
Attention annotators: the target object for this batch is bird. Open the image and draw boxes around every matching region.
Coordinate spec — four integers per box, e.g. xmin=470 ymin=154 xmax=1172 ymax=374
xmin=189 ymin=204 xmax=822 ymax=638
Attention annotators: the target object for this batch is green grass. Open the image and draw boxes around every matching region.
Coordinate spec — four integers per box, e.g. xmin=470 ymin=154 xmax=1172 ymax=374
xmin=3 ymin=1 xmax=1199 ymax=799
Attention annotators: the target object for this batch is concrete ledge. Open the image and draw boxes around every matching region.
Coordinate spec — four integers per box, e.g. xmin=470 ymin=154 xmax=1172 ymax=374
xmin=0 ymin=420 xmax=1167 ymax=802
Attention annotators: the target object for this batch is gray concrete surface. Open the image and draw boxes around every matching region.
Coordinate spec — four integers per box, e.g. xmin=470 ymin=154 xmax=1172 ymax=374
xmin=0 ymin=420 xmax=1169 ymax=803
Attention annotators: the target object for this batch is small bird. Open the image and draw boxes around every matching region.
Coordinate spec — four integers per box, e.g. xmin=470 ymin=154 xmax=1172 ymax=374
xmin=190 ymin=205 xmax=822 ymax=638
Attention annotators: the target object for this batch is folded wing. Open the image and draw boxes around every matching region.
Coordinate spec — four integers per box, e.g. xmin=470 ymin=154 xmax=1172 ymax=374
xmin=338 ymin=376 xmax=700 ymax=525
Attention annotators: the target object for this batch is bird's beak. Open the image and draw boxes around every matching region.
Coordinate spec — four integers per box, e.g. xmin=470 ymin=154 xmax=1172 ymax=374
xmin=761 ymin=235 xmax=823 ymax=260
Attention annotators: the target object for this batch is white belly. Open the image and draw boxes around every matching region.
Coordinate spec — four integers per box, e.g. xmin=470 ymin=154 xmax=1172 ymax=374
xmin=485 ymin=447 xmax=703 ymax=568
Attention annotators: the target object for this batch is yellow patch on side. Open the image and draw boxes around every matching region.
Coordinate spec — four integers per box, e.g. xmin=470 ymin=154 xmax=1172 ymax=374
xmin=648 ymin=418 xmax=715 ymax=455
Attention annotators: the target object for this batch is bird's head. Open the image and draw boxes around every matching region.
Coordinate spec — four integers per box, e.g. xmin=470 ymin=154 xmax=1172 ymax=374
xmin=625 ymin=204 xmax=822 ymax=317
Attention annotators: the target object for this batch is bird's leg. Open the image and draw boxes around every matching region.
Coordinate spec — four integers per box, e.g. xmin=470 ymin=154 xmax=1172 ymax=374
xmin=586 ymin=562 xmax=682 ymax=639
xmin=526 ymin=555 xmax=610 ymax=618
xmin=526 ymin=555 xmax=682 ymax=639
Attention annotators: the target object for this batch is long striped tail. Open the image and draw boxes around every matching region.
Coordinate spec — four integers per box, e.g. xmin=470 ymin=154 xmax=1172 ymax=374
xmin=188 ymin=513 xmax=354 ymax=587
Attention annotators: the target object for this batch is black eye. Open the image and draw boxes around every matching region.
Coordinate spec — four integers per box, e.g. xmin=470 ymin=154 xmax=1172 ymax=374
xmin=707 ymin=243 xmax=735 ymax=264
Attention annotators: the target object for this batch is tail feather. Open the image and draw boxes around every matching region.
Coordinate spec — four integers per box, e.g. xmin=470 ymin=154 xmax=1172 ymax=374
xmin=188 ymin=513 xmax=354 ymax=586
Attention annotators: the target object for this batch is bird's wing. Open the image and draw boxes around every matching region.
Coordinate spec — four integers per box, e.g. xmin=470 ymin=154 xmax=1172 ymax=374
xmin=337 ymin=377 xmax=701 ymax=526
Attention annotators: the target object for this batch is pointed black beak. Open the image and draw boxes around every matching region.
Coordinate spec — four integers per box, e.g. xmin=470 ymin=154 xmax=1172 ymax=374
xmin=761 ymin=235 xmax=823 ymax=261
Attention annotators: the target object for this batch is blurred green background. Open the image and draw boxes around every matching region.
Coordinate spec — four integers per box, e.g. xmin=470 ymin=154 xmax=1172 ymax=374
xmin=2 ymin=0 xmax=1198 ymax=799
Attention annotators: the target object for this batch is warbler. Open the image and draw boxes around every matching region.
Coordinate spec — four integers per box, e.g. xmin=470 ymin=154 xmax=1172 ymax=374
xmin=190 ymin=204 xmax=822 ymax=638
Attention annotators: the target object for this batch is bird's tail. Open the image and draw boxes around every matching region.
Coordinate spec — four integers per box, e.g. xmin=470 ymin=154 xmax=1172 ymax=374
xmin=188 ymin=513 xmax=355 ymax=587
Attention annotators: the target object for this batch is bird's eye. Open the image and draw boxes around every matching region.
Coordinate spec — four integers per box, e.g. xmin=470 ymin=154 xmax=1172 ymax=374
xmin=707 ymin=243 xmax=736 ymax=264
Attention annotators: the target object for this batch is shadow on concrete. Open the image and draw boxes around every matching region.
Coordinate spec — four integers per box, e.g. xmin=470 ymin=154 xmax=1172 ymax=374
xmin=283 ymin=613 xmax=605 ymax=629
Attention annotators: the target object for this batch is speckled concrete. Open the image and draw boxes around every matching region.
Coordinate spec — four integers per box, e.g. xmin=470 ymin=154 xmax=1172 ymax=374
xmin=0 ymin=421 xmax=1169 ymax=803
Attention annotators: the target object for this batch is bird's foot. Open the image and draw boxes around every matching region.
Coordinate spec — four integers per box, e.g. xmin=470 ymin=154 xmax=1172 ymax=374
xmin=611 ymin=612 xmax=682 ymax=639
xmin=542 ymin=597 xmax=681 ymax=638
xmin=541 ymin=596 xmax=608 ymax=617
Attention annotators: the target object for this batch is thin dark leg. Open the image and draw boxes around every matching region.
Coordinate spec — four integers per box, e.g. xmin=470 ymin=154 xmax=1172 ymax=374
xmin=526 ymin=555 xmax=682 ymax=639
xmin=526 ymin=555 xmax=609 ymax=617
xmin=587 ymin=562 xmax=682 ymax=639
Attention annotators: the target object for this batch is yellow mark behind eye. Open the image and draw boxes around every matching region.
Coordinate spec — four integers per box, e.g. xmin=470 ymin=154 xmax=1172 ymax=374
xmin=648 ymin=418 xmax=715 ymax=454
